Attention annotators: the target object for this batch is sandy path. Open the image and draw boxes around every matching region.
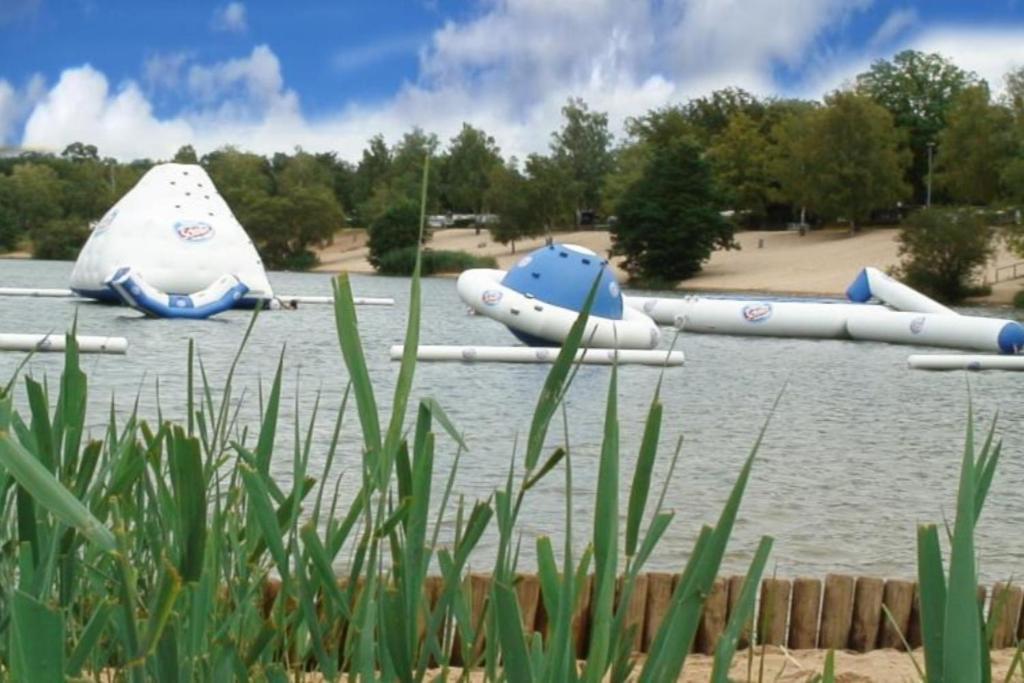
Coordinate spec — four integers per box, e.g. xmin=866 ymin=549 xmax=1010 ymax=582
xmin=317 ymin=226 xmax=1024 ymax=306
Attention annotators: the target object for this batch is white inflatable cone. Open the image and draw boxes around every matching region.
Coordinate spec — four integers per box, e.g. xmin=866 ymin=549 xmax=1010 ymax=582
xmin=70 ymin=163 xmax=273 ymax=302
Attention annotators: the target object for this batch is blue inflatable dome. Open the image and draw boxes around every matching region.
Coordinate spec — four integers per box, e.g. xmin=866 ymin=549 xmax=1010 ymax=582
xmin=501 ymin=243 xmax=623 ymax=319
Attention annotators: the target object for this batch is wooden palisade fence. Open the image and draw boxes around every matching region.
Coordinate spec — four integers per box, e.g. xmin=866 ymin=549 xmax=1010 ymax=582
xmin=265 ymin=572 xmax=1024 ymax=656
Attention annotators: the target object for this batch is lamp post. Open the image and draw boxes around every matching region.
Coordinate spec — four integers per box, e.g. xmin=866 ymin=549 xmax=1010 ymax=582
xmin=926 ymin=141 xmax=935 ymax=207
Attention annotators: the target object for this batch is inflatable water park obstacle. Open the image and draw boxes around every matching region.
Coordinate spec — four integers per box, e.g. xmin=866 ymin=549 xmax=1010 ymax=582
xmin=626 ymin=266 xmax=1024 ymax=356
xmin=442 ymin=243 xmax=684 ymax=366
xmin=0 ymin=162 xmax=393 ymax=319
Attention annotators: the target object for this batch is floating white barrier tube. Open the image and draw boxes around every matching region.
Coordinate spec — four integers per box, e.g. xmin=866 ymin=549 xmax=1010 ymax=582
xmin=847 ymin=311 xmax=1024 ymax=354
xmin=626 ymin=296 xmax=890 ymax=338
xmin=0 ymin=333 xmax=128 ymax=354
xmin=390 ymin=345 xmax=684 ymax=366
xmin=458 ymin=268 xmax=660 ymax=349
xmin=0 ymin=287 xmax=78 ymax=298
xmin=269 ymin=295 xmax=395 ymax=306
xmin=846 ymin=267 xmax=954 ymax=315
xmin=908 ymin=354 xmax=1024 ymax=371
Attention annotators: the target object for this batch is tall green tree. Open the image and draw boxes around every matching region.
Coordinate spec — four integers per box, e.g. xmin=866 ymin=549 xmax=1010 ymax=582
xmin=172 ymin=145 xmax=199 ymax=164
xmin=352 ymin=134 xmax=392 ymax=225
xmin=778 ymin=91 xmax=910 ymax=230
xmin=7 ymin=162 xmax=62 ymax=234
xmin=483 ymin=161 xmax=544 ymax=253
xmin=856 ymin=50 xmax=979 ymax=203
xmin=550 ymin=98 xmax=614 ymax=214
xmin=1000 ymin=66 xmax=1024 ymax=204
xmin=366 ymin=198 xmax=423 ymax=270
xmin=523 ymin=153 xmax=576 ymax=231
xmin=935 ymin=85 xmax=1014 ymax=205
xmin=611 ymin=138 xmax=736 ymax=283
xmin=707 ymin=112 xmax=773 ymax=222
xmin=440 ymin=123 xmax=502 ymax=216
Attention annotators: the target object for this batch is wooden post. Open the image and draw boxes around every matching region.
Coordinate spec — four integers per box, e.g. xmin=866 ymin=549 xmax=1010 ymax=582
xmin=515 ymin=573 xmax=541 ymax=634
xmin=907 ymin=583 xmax=923 ymax=649
xmin=616 ymin=574 xmax=649 ymax=653
xmin=696 ymin=577 xmax=729 ymax=654
xmin=849 ymin=577 xmax=884 ymax=652
xmin=758 ymin=578 xmax=791 ymax=646
xmin=990 ymin=582 xmax=1024 ymax=648
xmin=819 ymin=574 xmax=855 ymax=649
xmin=878 ymin=579 xmax=915 ymax=650
xmin=788 ymin=577 xmax=822 ymax=649
xmin=574 ymin=574 xmax=595 ymax=659
xmin=643 ymin=572 xmax=676 ymax=652
xmin=726 ymin=574 xmax=752 ymax=649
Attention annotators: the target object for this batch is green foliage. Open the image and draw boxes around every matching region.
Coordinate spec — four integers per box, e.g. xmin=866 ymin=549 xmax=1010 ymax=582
xmin=172 ymin=145 xmax=199 ymax=164
xmin=367 ymin=198 xmax=424 ymax=270
xmin=937 ymin=85 xmax=1015 ymax=205
xmin=375 ymin=247 xmax=498 ymax=276
xmin=31 ymin=217 xmax=91 ymax=260
xmin=483 ymin=161 xmax=546 ymax=250
xmin=707 ymin=112 xmax=774 ymax=221
xmin=914 ymin=412 xmax=1001 ymax=683
xmin=524 ymin=153 xmax=576 ymax=230
xmin=612 ymin=138 xmax=737 ymax=283
xmin=856 ymin=50 xmax=980 ymax=202
xmin=440 ymin=123 xmax=502 ymax=214
xmin=775 ymin=91 xmax=910 ymax=229
xmin=1014 ymin=288 xmax=1024 ymax=309
xmin=896 ymin=207 xmax=994 ymax=302
xmin=551 ymin=97 xmax=614 ymax=211
xmin=681 ymin=87 xmax=765 ymax=146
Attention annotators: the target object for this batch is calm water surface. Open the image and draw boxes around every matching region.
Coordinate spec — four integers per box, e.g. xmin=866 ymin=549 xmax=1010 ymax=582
xmin=2 ymin=259 xmax=1023 ymax=581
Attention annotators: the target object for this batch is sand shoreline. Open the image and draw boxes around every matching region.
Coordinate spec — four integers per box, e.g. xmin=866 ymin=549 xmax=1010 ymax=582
xmin=311 ymin=226 xmax=1023 ymax=307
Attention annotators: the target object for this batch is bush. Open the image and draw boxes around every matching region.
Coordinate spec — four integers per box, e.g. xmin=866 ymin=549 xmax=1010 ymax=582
xmin=375 ymin=246 xmax=497 ymax=276
xmin=1014 ymin=289 xmax=1024 ymax=309
xmin=896 ymin=207 xmax=994 ymax=303
xmin=367 ymin=199 xmax=423 ymax=270
xmin=31 ymin=217 xmax=91 ymax=260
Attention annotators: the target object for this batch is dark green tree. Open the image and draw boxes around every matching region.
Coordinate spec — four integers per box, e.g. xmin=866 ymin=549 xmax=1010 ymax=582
xmin=173 ymin=145 xmax=199 ymax=164
xmin=896 ymin=207 xmax=994 ymax=302
xmin=523 ymin=153 xmax=575 ymax=231
xmin=31 ymin=217 xmax=91 ymax=260
xmin=352 ymin=135 xmax=392 ymax=225
xmin=856 ymin=50 xmax=979 ymax=203
xmin=611 ymin=138 xmax=737 ymax=283
xmin=683 ymin=87 xmax=764 ymax=145
xmin=367 ymin=198 xmax=423 ymax=271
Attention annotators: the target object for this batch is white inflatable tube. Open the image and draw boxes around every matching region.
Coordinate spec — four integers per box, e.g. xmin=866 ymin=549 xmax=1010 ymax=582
xmin=457 ymin=269 xmax=660 ymax=349
xmin=846 ymin=267 xmax=954 ymax=315
xmin=626 ymin=296 xmax=890 ymax=338
xmin=0 ymin=334 xmax=128 ymax=354
xmin=847 ymin=311 xmax=1024 ymax=354
xmin=908 ymin=354 xmax=1024 ymax=371
xmin=390 ymin=345 xmax=684 ymax=366
xmin=270 ymin=295 xmax=395 ymax=306
xmin=0 ymin=288 xmax=77 ymax=298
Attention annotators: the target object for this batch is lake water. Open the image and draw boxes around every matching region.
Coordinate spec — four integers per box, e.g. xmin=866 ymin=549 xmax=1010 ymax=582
xmin=2 ymin=259 xmax=1024 ymax=582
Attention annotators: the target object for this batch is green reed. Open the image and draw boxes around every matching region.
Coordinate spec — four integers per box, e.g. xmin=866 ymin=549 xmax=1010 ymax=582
xmin=0 ymin=161 xmax=776 ymax=681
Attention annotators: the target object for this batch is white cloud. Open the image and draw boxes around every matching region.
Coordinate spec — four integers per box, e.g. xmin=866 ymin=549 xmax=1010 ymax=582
xmin=211 ymin=2 xmax=247 ymax=34
xmin=12 ymin=3 xmax=1024 ymax=163
xmin=143 ymin=51 xmax=192 ymax=91
xmin=0 ymin=80 xmax=18 ymax=143
xmin=869 ymin=7 xmax=918 ymax=50
xmin=332 ymin=34 xmax=425 ymax=73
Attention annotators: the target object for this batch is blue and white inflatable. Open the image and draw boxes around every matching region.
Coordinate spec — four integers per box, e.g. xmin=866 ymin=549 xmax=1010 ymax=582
xmin=457 ymin=243 xmax=660 ymax=349
xmin=106 ymin=267 xmax=248 ymax=319
xmin=69 ymin=163 xmax=273 ymax=317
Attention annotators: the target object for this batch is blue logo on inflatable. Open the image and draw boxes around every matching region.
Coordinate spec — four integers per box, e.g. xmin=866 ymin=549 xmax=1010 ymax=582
xmin=481 ymin=289 xmax=503 ymax=306
xmin=910 ymin=316 xmax=925 ymax=334
xmin=94 ymin=209 xmax=117 ymax=235
xmin=742 ymin=303 xmax=773 ymax=323
xmin=174 ymin=220 xmax=215 ymax=242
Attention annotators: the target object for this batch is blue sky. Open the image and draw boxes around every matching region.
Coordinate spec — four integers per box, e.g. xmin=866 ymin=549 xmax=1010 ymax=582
xmin=1 ymin=0 xmax=1023 ymax=161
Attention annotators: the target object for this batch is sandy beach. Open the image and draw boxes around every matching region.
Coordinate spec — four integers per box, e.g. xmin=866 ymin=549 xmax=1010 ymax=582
xmin=312 ymin=227 xmax=1024 ymax=306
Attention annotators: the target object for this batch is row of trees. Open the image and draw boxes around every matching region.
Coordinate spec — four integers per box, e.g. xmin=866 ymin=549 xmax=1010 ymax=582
xmin=2 ymin=50 xmax=1024 ymax=281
